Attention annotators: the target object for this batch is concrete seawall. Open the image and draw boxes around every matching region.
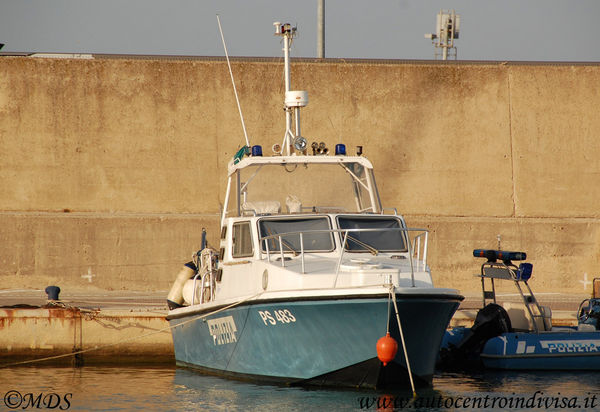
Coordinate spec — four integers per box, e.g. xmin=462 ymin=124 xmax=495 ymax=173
xmin=1 ymin=56 xmax=600 ymax=294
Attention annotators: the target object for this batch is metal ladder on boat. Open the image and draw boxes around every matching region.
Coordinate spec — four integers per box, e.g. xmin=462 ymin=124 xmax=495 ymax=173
xmin=480 ymin=259 xmax=547 ymax=333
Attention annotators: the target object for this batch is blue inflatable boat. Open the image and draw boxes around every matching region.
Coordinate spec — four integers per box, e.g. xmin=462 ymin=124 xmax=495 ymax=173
xmin=439 ymin=249 xmax=600 ymax=370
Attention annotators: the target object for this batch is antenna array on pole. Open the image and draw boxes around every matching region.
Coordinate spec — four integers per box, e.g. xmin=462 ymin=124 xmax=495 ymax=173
xmin=424 ymin=9 xmax=460 ymax=60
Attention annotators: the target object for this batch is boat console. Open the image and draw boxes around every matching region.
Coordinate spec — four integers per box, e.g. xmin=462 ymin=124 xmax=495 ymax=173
xmin=474 ymin=248 xmax=551 ymax=332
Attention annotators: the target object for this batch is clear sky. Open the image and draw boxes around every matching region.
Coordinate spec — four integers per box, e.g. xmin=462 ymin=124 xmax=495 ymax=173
xmin=1 ymin=0 xmax=599 ymax=61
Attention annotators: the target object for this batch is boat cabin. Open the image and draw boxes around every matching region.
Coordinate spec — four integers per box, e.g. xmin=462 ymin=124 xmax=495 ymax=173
xmin=193 ymin=152 xmax=435 ymax=306
xmin=218 ymin=153 xmax=424 ymax=266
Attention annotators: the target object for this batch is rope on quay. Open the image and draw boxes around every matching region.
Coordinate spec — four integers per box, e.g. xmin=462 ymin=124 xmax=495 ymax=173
xmin=0 ymin=291 xmax=264 ymax=368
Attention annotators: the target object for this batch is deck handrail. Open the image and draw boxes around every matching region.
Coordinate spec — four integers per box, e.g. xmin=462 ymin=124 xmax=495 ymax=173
xmin=259 ymin=227 xmax=429 ymax=287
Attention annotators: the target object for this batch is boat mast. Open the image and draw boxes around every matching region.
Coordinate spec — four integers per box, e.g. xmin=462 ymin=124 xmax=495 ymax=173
xmin=274 ymin=22 xmax=308 ymax=156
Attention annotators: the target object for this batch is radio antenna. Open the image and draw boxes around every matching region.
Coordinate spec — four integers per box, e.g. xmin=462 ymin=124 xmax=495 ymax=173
xmin=216 ymin=15 xmax=250 ymax=147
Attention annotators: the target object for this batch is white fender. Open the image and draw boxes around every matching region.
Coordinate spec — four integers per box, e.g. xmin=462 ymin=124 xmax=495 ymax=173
xmin=167 ymin=262 xmax=196 ymax=309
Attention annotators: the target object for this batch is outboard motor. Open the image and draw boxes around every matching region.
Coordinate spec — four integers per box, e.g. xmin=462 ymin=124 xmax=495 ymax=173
xmin=439 ymin=303 xmax=512 ymax=370
xmin=578 ymin=298 xmax=600 ymax=330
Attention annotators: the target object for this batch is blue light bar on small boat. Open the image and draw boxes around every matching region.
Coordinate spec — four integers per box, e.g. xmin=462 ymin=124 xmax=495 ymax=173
xmin=473 ymin=249 xmax=527 ymax=262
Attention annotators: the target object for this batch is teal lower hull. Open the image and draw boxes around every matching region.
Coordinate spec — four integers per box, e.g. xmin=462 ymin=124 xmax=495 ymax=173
xmin=168 ymin=295 xmax=461 ymax=389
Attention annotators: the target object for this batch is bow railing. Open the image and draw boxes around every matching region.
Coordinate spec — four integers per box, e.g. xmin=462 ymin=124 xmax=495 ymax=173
xmin=259 ymin=227 xmax=428 ymax=287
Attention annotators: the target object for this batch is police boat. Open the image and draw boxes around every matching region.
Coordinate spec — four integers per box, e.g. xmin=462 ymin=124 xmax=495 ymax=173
xmin=165 ymin=21 xmax=463 ymax=390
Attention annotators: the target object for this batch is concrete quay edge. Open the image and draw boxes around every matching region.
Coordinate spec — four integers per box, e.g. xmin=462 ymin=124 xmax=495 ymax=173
xmin=0 ymin=289 xmax=173 ymax=366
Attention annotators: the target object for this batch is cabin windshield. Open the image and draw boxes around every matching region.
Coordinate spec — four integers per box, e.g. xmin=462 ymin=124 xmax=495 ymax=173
xmin=258 ymin=216 xmax=334 ymax=253
xmin=234 ymin=161 xmax=380 ymax=216
xmin=336 ymin=216 xmax=407 ymax=253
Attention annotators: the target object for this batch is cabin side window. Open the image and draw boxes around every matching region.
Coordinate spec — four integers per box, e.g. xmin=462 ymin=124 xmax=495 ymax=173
xmin=232 ymin=222 xmax=254 ymax=258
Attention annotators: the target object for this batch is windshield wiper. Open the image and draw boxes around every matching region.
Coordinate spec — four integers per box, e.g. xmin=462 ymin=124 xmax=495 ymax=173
xmin=345 ymin=235 xmax=379 ymax=256
xmin=279 ymin=237 xmax=299 ymax=256
xmin=263 ymin=227 xmax=299 ymax=256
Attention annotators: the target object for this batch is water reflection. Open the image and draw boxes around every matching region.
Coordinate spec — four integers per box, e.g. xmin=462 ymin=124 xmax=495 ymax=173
xmin=437 ymin=370 xmax=600 ymax=394
xmin=172 ymin=368 xmax=371 ymax=411
xmin=0 ymin=366 xmax=599 ymax=411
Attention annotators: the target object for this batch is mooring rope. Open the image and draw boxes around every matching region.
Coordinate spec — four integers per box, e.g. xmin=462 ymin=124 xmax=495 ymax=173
xmin=0 ymin=291 xmax=264 ymax=368
xmin=386 ymin=287 xmax=392 ymax=334
xmin=389 ymin=284 xmax=417 ymax=397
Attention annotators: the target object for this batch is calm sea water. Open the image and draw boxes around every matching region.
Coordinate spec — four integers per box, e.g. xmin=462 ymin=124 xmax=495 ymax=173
xmin=1 ymin=365 xmax=599 ymax=411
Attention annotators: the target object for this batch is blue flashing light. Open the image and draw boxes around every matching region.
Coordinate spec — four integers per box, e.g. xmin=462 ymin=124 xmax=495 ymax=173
xmin=335 ymin=144 xmax=346 ymax=156
xmin=251 ymin=145 xmax=263 ymax=157
xmin=473 ymin=249 xmax=527 ymax=262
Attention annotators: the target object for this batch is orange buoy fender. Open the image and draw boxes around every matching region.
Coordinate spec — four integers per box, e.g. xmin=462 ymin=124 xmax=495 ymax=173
xmin=376 ymin=332 xmax=398 ymax=366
